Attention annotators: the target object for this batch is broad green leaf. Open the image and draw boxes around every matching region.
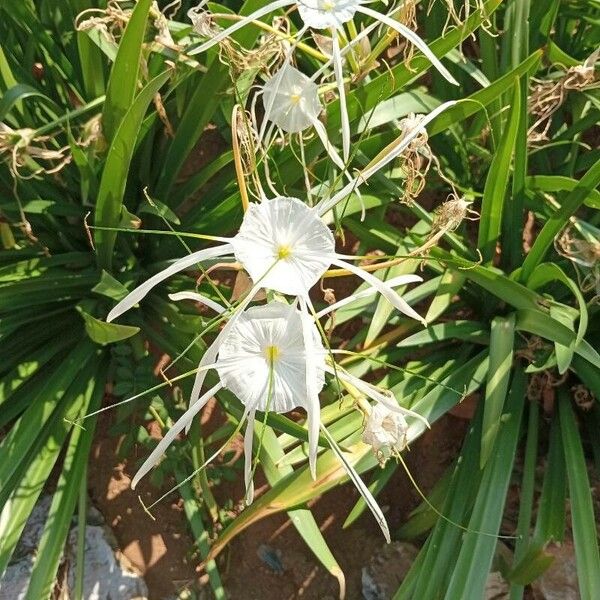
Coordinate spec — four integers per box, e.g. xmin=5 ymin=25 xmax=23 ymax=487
xmin=78 ymin=308 xmax=140 ymax=345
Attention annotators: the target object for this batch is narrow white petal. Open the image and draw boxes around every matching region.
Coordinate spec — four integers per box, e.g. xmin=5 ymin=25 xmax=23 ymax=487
xmin=316 ymin=101 xmax=456 ymax=216
xmin=320 ymin=424 xmax=391 ymax=543
xmin=107 ymin=244 xmax=233 ymax=322
xmin=311 ymin=116 xmax=347 ymax=173
xmin=168 ymin=291 xmax=227 ymax=314
xmin=131 ymin=382 xmax=222 ymax=490
xmin=244 ymin=409 xmax=256 ymax=505
xmin=330 ymin=258 xmax=426 ymax=324
xmin=300 ymin=296 xmax=320 ymax=479
xmin=332 ymin=34 xmax=350 ymax=162
xmin=357 ymin=6 xmax=458 ymax=85
xmin=325 ymin=364 xmax=430 ymax=428
xmin=188 ymin=0 xmax=294 ymax=55
xmin=184 ymin=280 xmax=263 ymax=434
xmin=316 ymin=274 xmax=422 ymax=318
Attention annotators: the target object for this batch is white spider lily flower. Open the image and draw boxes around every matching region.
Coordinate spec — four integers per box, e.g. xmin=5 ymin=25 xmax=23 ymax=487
xmin=106 ymin=197 xmax=425 ymax=322
xmin=259 ymin=63 xmax=347 ymax=175
xmin=142 ymin=294 xmax=425 ymax=541
xmin=362 ymin=403 xmax=409 ymax=465
xmin=130 ymin=301 xmax=326 ymax=501
xmin=186 ymin=0 xmax=457 ymax=163
xmin=106 ymin=102 xmax=454 ymax=326
xmin=262 ymin=64 xmax=322 ymax=133
xmin=186 ymin=0 xmax=457 ymax=87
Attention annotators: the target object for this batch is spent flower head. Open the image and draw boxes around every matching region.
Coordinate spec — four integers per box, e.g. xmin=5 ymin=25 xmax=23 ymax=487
xmin=362 ymin=403 xmax=409 ymax=466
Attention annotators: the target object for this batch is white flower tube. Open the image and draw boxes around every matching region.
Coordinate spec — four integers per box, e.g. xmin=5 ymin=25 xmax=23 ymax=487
xmin=168 ymin=291 xmax=227 ymax=314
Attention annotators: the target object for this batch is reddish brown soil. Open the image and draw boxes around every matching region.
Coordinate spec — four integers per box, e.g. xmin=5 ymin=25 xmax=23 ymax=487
xmin=88 ymin=411 xmax=468 ymax=599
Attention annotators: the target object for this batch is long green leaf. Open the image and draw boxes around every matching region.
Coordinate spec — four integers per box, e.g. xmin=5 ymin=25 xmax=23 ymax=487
xmin=480 ymin=314 xmax=515 ymax=468
xmin=478 ymin=80 xmax=521 ymax=261
xmin=521 ymin=157 xmax=600 ymax=281
xmin=25 ymin=366 xmax=105 ymax=600
xmin=559 ymin=391 xmax=600 ymax=600
xmin=94 ymin=69 xmax=172 ymax=268
xmin=101 ymin=0 xmax=153 ymax=141
xmin=444 ymin=366 xmax=525 ymax=599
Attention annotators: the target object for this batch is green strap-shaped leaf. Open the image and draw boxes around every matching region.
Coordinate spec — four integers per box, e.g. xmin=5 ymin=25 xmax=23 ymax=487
xmin=521 ymin=156 xmax=600 ymax=281
xmin=558 ymin=391 xmax=600 ymax=600
xmin=478 ymin=80 xmax=521 ymax=261
xmin=480 ymin=314 xmax=516 ymax=468
xmin=94 ymin=69 xmax=172 ymax=268
xmin=444 ymin=366 xmax=525 ymax=600
xmin=101 ymin=0 xmax=153 ymax=142
xmin=25 ymin=366 xmax=105 ymax=600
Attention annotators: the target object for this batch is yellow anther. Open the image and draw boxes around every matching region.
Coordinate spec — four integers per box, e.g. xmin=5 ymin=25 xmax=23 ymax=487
xmin=265 ymin=345 xmax=280 ymax=363
xmin=277 ymin=245 xmax=292 ymax=259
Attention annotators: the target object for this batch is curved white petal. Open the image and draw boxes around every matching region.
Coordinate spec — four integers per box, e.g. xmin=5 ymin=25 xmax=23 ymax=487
xmin=357 ymin=6 xmax=459 ymax=85
xmin=188 ymin=0 xmax=294 ymax=55
xmin=244 ymin=409 xmax=256 ymax=505
xmin=316 ymin=274 xmax=422 ymax=318
xmin=299 ymin=296 xmax=320 ymax=479
xmin=168 ymin=291 xmax=227 ymax=314
xmin=131 ymin=382 xmax=223 ymax=490
xmin=332 ymin=34 xmax=350 ymax=162
xmin=107 ymin=244 xmax=233 ymax=322
xmin=330 ymin=258 xmax=426 ymax=324
xmin=316 ymin=101 xmax=456 ymax=216
xmin=310 ymin=116 xmax=347 ymax=173
xmin=326 ymin=364 xmax=430 ymax=428
xmin=320 ymin=424 xmax=391 ymax=543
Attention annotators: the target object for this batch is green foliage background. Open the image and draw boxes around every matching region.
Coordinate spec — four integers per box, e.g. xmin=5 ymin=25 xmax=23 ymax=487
xmin=0 ymin=0 xmax=599 ymax=598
